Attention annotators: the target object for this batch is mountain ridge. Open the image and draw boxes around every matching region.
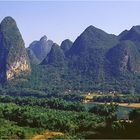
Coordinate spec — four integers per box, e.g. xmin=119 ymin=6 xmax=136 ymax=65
xmin=38 ymin=24 xmax=140 ymax=92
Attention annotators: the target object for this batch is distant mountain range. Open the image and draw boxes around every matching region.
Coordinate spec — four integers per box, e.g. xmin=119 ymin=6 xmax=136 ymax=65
xmin=28 ymin=24 xmax=140 ymax=92
xmin=1 ymin=16 xmax=140 ymax=93
xmin=39 ymin=25 xmax=140 ymax=75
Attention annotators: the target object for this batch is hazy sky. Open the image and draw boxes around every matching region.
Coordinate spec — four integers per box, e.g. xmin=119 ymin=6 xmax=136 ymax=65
xmin=0 ymin=1 xmax=140 ymax=47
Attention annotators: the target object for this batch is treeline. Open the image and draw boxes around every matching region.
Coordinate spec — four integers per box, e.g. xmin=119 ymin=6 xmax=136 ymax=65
xmin=93 ymin=95 xmax=140 ymax=103
xmin=2 ymin=64 xmax=137 ymax=94
xmin=0 ymin=87 xmax=84 ymax=102
xmin=0 ymin=95 xmax=85 ymax=112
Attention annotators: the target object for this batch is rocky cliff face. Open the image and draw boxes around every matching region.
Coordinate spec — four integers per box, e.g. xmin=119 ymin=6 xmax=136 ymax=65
xmin=6 ymin=55 xmax=30 ymax=80
xmin=0 ymin=16 xmax=31 ymax=82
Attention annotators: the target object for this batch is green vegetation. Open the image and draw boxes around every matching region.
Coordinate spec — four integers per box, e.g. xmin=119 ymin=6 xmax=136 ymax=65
xmin=0 ymin=102 xmax=104 ymax=139
xmin=0 ymin=100 xmax=140 ymax=139
xmin=1 ymin=17 xmax=140 ymax=139
xmin=0 ymin=95 xmax=86 ymax=112
xmin=5 ymin=64 xmax=140 ymax=94
xmin=41 ymin=43 xmax=66 ymax=68
xmin=0 ymin=63 xmax=138 ymax=139
xmin=0 ymin=118 xmax=41 ymax=139
xmin=89 ymin=103 xmax=118 ymax=119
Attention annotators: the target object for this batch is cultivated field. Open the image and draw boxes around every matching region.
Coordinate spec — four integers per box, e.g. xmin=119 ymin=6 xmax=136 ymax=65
xmin=31 ymin=131 xmax=64 ymax=140
xmin=118 ymin=103 xmax=140 ymax=108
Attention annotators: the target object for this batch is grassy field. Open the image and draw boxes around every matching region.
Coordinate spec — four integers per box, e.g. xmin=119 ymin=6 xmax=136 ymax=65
xmin=82 ymin=92 xmax=124 ymax=100
xmin=82 ymin=93 xmax=102 ymax=100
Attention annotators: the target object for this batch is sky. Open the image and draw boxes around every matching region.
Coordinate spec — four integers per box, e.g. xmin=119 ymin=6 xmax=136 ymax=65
xmin=0 ymin=1 xmax=140 ymax=47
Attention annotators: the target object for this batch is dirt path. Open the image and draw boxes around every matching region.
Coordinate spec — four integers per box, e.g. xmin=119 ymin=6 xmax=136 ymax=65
xmin=31 ymin=131 xmax=64 ymax=140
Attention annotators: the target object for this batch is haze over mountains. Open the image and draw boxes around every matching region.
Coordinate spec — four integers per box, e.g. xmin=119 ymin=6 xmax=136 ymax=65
xmin=1 ymin=16 xmax=140 ymax=92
